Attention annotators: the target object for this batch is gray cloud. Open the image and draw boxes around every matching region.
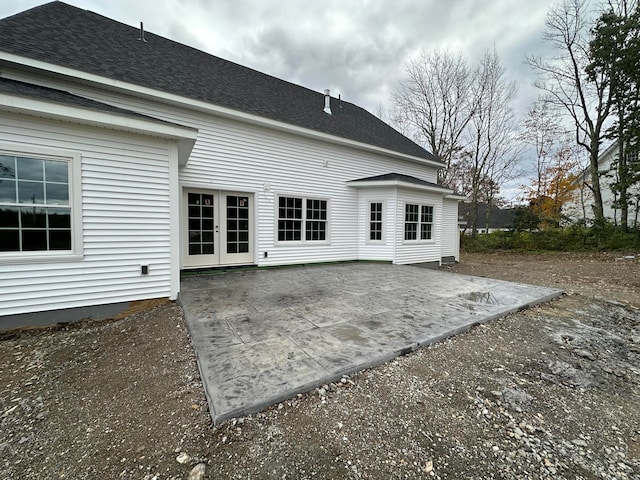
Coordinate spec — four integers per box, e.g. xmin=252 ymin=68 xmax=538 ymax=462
xmin=1 ymin=0 xmax=560 ymax=117
xmin=1 ymin=0 xmax=579 ymax=197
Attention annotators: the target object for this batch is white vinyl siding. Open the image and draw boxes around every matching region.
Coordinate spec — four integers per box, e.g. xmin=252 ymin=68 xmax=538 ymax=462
xmin=3 ymin=70 xmax=451 ymax=271
xmin=55 ymin=92 xmax=437 ymax=266
xmin=395 ymin=190 xmax=442 ymax=265
xmin=354 ymin=190 xmax=395 ymax=262
xmin=441 ymin=198 xmax=460 ymax=260
xmin=0 ymin=112 xmax=174 ymax=317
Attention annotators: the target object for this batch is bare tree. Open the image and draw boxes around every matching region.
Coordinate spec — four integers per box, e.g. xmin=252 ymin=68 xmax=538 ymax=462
xmin=522 ymin=137 xmax=583 ymax=228
xmin=391 ymin=50 xmax=476 ymax=187
xmin=588 ymin=0 xmax=640 ymax=230
xmin=525 ymin=0 xmax=614 ymax=226
xmin=463 ymin=50 xmax=522 ymax=236
xmin=520 ymin=98 xmax=565 ymax=216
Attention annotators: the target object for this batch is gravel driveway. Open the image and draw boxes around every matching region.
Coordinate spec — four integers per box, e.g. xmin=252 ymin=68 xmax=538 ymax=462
xmin=1 ymin=251 xmax=638 ymax=479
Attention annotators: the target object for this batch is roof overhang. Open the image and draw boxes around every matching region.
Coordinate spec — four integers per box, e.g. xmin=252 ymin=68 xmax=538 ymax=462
xmin=445 ymin=193 xmax=466 ymax=201
xmin=0 ymin=52 xmax=443 ymax=168
xmin=347 ymin=178 xmax=455 ymax=195
xmin=0 ymin=89 xmax=198 ymax=165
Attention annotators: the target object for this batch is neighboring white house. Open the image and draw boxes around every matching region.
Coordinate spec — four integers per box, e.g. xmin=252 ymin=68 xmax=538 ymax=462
xmin=565 ymin=143 xmax=640 ymax=227
xmin=0 ymin=2 xmax=463 ymax=325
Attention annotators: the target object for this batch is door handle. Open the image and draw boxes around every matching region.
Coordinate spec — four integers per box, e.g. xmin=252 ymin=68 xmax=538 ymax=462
xmin=215 ymin=225 xmax=219 ymax=233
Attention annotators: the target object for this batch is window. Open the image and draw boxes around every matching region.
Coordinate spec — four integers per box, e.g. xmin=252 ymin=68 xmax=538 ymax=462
xmin=420 ymin=205 xmax=433 ymax=240
xmin=0 ymin=153 xmax=73 ymax=253
xmin=277 ymin=196 xmax=302 ymax=241
xmin=305 ymin=198 xmax=327 ymax=241
xmin=625 ymin=150 xmax=639 ymax=164
xmin=404 ymin=203 xmax=434 ymax=241
xmin=187 ymin=192 xmax=215 ymax=255
xmin=277 ymin=196 xmax=327 ymax=242
xmin=369 ymin=202 xmax=383 ymax=241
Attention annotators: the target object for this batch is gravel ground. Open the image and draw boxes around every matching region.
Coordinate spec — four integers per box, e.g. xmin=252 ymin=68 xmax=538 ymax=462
xmin=1 ymin=251 xmax=639 ymax=479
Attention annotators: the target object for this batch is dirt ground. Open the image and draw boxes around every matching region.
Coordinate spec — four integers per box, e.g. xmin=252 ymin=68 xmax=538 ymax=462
xmin=1 ymin=251 xmax=639 ymax=479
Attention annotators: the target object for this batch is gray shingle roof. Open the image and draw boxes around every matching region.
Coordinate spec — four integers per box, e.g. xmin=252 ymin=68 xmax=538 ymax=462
xmin=0 ymin=76 xmax=186 ymax=128
xmin=0 ymin=1 xmax=441 ymax=164
xmin=350 ymin=173 xmax=444 ymax=189
xmin=459 ymin=203 xmax=516 ymax=229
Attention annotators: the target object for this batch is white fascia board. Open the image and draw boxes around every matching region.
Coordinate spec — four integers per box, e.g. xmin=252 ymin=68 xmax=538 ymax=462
xmin=0 ymin=91 xmax=197 ymax=164
xmin=347 ymin=179 xmax=454 ymax=195
xmin=445 ymin=194 xmax=466 ymax=200
xmin=1 ymin=52 xmax=443 ymax=168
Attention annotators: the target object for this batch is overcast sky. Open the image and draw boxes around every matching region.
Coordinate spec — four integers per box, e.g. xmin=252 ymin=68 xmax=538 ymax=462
xmin=1 ymin=0 xmax=572 ymax=200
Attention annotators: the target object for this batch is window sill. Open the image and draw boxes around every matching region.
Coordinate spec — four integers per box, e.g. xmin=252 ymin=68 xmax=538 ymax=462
xmin=0 ymin=252 xmax=83 ymax=264
xmin=274 ymin=241 xmax=330 ymax=247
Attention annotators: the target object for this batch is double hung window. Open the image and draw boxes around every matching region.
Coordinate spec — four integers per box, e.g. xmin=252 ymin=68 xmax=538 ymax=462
xmin=369 ymin=202 xmax=383 ymax=241
xmin=277 ymin=196 xmax=327 ymax=242
xmin=404 ymin=203 xmax=434 ymax=241
xmin=0 ymin=153 xmax=73 ymax=253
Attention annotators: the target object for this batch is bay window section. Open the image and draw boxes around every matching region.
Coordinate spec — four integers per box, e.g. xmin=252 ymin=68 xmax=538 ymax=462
xmin=404 ymin=203 xmax=434 ymax=241
xmin=420 ymin=205 xmax=433 ymax=240
xmin=369 ymin=201 xmax=383 ymax=241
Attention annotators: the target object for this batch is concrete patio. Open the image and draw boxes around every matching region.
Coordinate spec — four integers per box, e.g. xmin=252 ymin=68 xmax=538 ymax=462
xmin=179 ymin=263 xmax=562 ymax=425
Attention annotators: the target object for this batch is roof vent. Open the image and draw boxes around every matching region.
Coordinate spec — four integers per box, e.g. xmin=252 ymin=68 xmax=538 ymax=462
xmin=138 ymin=22 xmax=147 ymax=42
xmin=323 ymin=89 xmax=332 ymax=115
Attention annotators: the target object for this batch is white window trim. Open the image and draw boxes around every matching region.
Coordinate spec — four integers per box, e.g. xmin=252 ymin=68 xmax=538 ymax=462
xmin=0 ymin=143 xmax=83 ymax=263
xmin=402 ymin=202 xmax=435 ymax=244
xmin=366 ymin=199 xmax=386 ymax=245
xmin=274 ymin=194 xmax=331 ymax=245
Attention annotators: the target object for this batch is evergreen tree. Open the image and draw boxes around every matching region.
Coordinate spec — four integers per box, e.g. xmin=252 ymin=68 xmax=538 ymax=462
xmin=587 ymin=2 xmax=640 ymax=230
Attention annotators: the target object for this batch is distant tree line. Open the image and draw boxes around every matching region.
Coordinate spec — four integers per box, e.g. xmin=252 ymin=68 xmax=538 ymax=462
xmin=388 ymin=0 xmax=640 ymax=235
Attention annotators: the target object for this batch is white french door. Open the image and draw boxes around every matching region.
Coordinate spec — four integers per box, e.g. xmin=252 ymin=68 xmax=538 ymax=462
xmin=182 ymin=189 xmax=254 ymax=268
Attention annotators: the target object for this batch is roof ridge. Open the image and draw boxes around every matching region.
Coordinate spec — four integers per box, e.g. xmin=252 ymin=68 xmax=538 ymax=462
xmin=0 ymin=1 xmax=440 ymax=163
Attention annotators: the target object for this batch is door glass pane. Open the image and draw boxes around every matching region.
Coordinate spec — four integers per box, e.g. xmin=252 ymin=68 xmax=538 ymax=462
xmin=226 ymin=196 xmax=249 ymax=255
xmin=187 ymin=192 xmax=215 ymax=256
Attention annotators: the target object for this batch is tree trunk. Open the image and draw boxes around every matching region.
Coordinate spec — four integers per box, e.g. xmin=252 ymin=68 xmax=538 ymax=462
xmin=617 ymin=105 xmax=628 ymax=232
xmin=471 ymin=190 xmax=479 ymax=238
xmin=589 ymin=138 xmax=605 ymax=226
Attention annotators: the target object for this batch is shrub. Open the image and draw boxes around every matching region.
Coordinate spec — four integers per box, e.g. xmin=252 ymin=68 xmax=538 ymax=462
xmin=461 ymin=224 xmax=640 ymax=252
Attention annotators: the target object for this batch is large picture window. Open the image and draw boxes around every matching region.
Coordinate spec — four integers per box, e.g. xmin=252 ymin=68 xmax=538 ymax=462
xmin=278 ymin=196 xmax=327 ymax=242
xmin=404 ymin=203 xmax=434 ymax=241
xmin=0 ymin=153 xmax=72 ymax=252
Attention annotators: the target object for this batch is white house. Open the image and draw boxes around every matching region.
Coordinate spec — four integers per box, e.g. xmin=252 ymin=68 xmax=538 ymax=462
xmin=0 ymin=2 xmax=462 ymax=326
xmin=565 ymin=143 xmax=640 ymax=227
